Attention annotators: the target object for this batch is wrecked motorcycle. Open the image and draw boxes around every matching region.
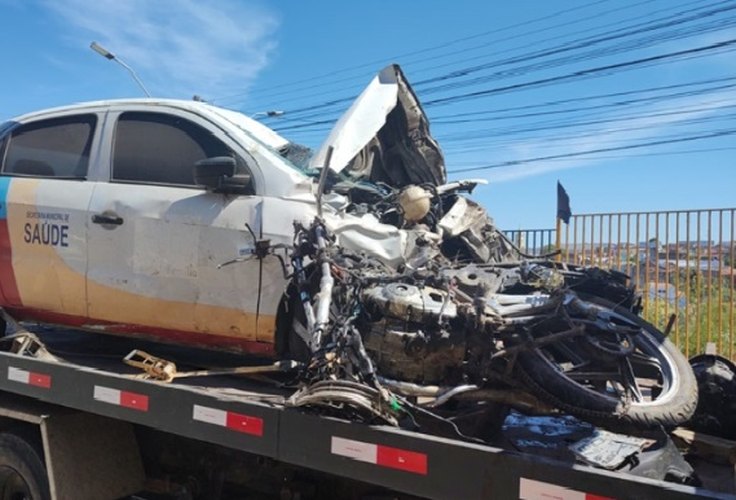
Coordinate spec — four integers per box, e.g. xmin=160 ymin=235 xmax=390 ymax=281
xmin=279 ymin=179 xmax=698 ymax=433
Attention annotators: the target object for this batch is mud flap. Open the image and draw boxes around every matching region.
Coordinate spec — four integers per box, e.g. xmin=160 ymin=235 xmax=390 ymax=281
xmin=41 ymin=412 xmax=144 ymax=500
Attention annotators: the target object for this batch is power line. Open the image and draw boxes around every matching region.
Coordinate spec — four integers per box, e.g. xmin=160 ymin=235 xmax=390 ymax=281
xmin=418 ymin=19 xmax=736 ymax=99
xmin=211 ymin=0 xmax=618 ymax=104
xmin=431 ymin=81 xmax=736 ymax=125
xmin=273 ymin=96 xmax=736 ymax=137
xmin=438 ymin=110 xmax=736 ymax=152
xmin=415 ymin=1 xmax=733 ymax=87
xmin=445 ymin=145 xmax=736 ymax=165
xmin=264 ymin=1 xmax=734 ymax=122
xmin=271 ymin=38 xmax=736 ymax=134
xmin=447 ymin=128 xmax=736 ymax=174
xmin=275 ymin=75 xmax=736 ymax=139
xmin=459 ymin=115 xmax=736 ymax=146
xmin=226 ymin=0 xmax=717 ymax=108
xmin=428 ymin=76 xmax=736 ymax=120
xmin=270 ymin=26 xmax=736 ymax=129
xmin=436 ymin=102 xmax=736 ymax=142
xmin=423 ymin=38 xmax=736 ymax=107
xmin=219 ymin=0 xmax=666 ymax=108
xmin=232 ymin=2 xmax=736 ymax=178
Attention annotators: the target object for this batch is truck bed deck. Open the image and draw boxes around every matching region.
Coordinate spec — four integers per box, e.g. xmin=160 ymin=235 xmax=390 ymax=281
xmin=0 ymin=325 xmax=732 ymax=500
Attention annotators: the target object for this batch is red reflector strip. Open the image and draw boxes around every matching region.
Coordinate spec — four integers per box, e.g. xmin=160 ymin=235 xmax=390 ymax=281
xmin=226 ymin=410 xmax=264 ymax=436
xmin=7 ymin=367 xmax=51 ymax=389
xmin=120 ymin=390 xmax=149 ymax=411
xmin=29 ymin=373 xmax=51 ymax=388
xmin=376 ymin=444 xmax=428 ymax=475
xmin=93 ymin=386 xmax=149 ymax=412
xmin=519 ymin=478 xmax=613 ymax=500
xmin=331 ymin=436 xmax=427 ymax=475
xmin=193 ymin=405 xmax=264 ymax=437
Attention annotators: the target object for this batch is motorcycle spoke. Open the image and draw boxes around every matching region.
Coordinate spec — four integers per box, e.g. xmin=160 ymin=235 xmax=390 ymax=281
xmin=547 ymin=342 xmax=588 ymax=368
xmin=629 ymin=351 xmax=662 ymax=370
xmin=619 ymin=358 xmax=644 ymax=402
xmin=609 ymin=379 xmax=626 ymax=399
xmin=566 ymin=371 xmax=621 ymax=381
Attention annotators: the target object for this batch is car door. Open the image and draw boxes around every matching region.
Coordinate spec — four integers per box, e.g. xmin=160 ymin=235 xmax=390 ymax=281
xmin=86 ymin=108 xmax=268 ymax=351
xmin=0 ymin=113 xmax=99 ymax=320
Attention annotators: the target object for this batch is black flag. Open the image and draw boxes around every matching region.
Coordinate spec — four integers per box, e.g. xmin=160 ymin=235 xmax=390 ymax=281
xmin=557 ymin=181 xmax=571 ymax=224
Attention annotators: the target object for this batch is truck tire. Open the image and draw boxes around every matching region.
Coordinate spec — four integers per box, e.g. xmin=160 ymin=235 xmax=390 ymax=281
xmin=0 ymin=432 xmax=50 ymax=500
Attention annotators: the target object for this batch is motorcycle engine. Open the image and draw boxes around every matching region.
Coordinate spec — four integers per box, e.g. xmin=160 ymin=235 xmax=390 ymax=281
xmin=362 ymin=283 xmax=457 ymax=322
xmin=361 ymin=283 xmax=465 ymax=383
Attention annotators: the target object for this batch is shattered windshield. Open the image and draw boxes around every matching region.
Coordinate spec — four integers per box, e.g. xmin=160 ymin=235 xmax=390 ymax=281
xmin=277 ymin=142 xmax=313 ymax=172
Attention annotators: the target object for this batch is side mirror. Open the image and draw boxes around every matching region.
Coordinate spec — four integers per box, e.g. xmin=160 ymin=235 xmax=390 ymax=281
xmin=194 ymin=157 xmax=251 ymax=194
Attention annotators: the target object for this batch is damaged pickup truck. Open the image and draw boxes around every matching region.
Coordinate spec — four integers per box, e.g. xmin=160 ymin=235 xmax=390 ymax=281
xmin=0 ymin=65 xmax=697 ymax=434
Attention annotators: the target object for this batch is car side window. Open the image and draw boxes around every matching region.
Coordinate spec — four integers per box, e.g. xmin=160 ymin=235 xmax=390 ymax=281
xmin=1 ymin=115 xmax=97 ymax=179
xmin=112 ymin=112 xmax=245 ymax=187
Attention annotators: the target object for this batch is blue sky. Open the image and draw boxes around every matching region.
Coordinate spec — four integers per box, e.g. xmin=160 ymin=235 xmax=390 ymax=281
xmin=1 ymin=0 xmax=734 ymax=230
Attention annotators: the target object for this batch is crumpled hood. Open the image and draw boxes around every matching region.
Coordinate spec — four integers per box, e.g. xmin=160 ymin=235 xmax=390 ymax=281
xmin=309 ymin=64 xmax=446 ymax=188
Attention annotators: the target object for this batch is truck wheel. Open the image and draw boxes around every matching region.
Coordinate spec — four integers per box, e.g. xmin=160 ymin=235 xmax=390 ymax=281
xmin=0 ymin=432 xmax=50 ymax=500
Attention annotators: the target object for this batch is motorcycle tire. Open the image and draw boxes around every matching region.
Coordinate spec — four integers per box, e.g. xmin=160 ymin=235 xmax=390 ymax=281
xmin=515 ymin=297 xmax=698 ymax=428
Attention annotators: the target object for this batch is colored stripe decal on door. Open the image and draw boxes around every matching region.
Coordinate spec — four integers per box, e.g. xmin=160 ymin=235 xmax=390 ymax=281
xmin=0 ymin=177 xmax=21 ymax=306
xmin=0 ymin=177 xmax=10 ymax=219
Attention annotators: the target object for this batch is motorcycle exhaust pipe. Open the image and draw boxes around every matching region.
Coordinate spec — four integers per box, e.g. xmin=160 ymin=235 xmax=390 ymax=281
xmin=378 ymin=377 xmax=556 ymax=414
xmin=377 ymin=378 xmax=478 ymax=405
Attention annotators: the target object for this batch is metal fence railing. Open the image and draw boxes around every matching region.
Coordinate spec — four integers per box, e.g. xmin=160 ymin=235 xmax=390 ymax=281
xmin=505 ymin=208 xmax=736 ymax=360
xmin=503 ymin=229 xmax=557 ymax=256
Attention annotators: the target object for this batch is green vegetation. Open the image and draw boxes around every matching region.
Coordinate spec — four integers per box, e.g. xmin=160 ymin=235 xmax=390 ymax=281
xmin=641 ymin=276 xmax=734 ymax=360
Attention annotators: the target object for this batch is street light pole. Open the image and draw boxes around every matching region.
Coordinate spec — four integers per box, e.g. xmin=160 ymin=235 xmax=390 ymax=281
xmin=90 ymin=41 xmax=151 ymax=97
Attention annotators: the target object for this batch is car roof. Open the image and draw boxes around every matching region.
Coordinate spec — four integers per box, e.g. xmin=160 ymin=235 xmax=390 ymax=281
xmin=9 ymin=98 xmax=291 ymax=151
xmin=12 ymin=98 xmax=225 ymax=121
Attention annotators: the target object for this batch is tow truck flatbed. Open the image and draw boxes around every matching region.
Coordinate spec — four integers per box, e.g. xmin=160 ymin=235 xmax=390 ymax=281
xmin=0 ymin=327 xmax=731 ymax=500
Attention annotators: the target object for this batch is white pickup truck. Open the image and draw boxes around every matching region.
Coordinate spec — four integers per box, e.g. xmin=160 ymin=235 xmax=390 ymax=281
xmin=0 ymin=65 xmax=443 ymax=355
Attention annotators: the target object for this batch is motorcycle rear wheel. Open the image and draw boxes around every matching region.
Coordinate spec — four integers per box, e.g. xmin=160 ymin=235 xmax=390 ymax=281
xmin=516 ymin=297 xmax=697 ymax=428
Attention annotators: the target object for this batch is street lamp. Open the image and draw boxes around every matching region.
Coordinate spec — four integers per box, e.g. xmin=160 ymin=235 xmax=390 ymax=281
xmin=90 ymin=41 xmax=151 ymax=97
xmin=251 ymin=110 xmax=285 ymax=119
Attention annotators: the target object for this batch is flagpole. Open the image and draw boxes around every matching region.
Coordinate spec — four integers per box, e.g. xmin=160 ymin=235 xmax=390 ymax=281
xmin=556 ymin=181 xmax=571 ymax=263
xmin=555 ymin=216 xmax=562 ymax=262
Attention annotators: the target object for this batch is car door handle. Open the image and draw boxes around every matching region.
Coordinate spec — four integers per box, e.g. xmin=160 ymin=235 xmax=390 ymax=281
xmin=92 ymin=214 xmax=124 ymax=225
